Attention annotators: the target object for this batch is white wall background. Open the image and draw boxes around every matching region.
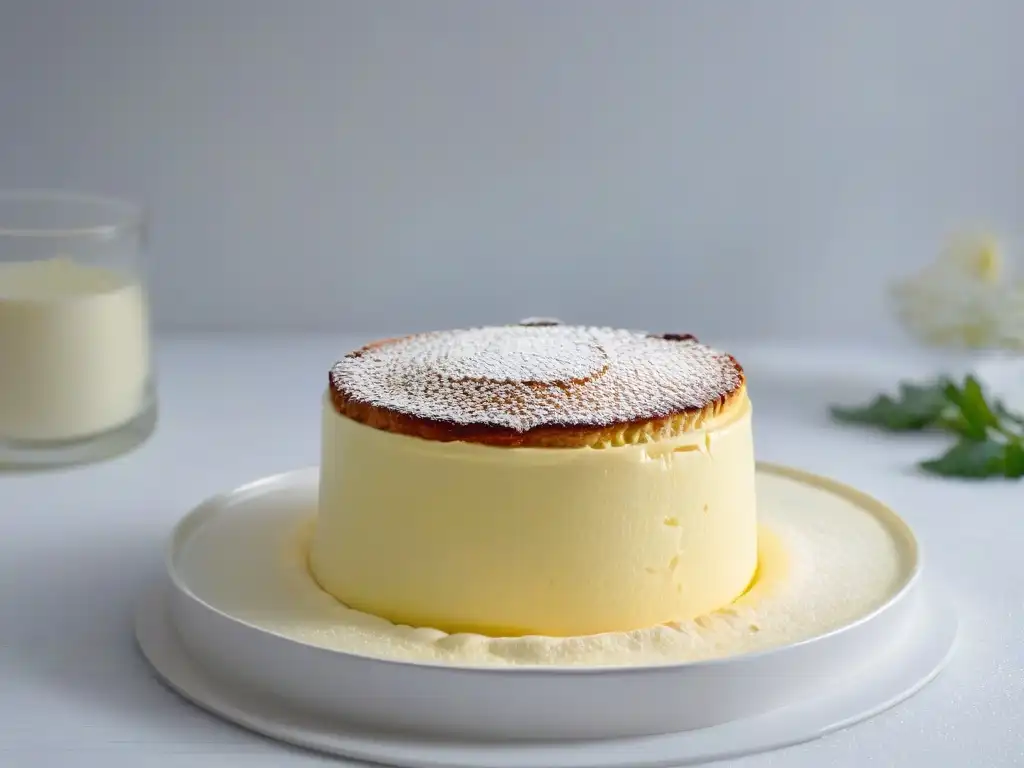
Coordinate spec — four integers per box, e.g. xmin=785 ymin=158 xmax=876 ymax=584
xmin=0 ymin=0 xmax=1021 ymax=342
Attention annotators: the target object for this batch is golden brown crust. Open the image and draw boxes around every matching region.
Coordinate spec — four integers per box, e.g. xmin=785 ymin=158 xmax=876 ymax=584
xmin=327 ymin=328 xmax=746 ymax=448
xmin=329 ymin=378 xmax=746 ymax=448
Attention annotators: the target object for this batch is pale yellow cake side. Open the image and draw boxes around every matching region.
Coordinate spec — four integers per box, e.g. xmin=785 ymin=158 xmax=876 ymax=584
xmin=309 ymin=390 xmax=758 ymax=638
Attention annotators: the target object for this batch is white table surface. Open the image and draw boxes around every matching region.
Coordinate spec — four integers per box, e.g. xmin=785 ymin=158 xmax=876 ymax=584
xmin=2 ymin=334 xmax=1022 ymax=768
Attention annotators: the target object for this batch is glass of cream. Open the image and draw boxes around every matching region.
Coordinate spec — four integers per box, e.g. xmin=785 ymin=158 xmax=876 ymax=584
xmin=0 ymin=190 xmax=156 ymax=468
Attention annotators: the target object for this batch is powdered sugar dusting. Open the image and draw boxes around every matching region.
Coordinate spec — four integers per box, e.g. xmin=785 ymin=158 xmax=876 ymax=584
xmin=431 ymin=326 xmax=608 ymax=383
xmin=330 ymin=325 xmax=742 ymax=432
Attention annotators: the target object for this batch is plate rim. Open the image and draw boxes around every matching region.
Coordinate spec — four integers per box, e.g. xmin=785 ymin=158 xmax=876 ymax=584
xmin=135 ymin=581 xmax=958 ymax=768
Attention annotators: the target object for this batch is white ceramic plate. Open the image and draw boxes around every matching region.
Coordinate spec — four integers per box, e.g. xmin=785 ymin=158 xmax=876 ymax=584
xmin=135 ymin=463 xmax=956 ymax=761
xmin=136 ymin=581 xmax=956 ymax=767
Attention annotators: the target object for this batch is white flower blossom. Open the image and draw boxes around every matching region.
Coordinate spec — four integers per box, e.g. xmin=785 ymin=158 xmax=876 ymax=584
xmin=891 ymin=233 xmax=1024 ymax=350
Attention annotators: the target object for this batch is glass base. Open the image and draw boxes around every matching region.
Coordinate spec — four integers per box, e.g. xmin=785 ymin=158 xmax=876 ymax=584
xmin=0 ymin=394 xmax=158 ymax=471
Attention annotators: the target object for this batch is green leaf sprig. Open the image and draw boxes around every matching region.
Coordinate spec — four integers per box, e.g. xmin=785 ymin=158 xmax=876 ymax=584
xmin=830 ymin=376 xmax=1024 ymax=479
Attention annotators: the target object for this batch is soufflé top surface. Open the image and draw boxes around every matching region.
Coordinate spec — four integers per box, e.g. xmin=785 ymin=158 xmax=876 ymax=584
xmin=328 ymin=323 xmax=745 ymax=447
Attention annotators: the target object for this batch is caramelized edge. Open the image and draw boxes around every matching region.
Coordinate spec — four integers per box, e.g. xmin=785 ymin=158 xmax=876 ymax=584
xmin=328 ymin=333 xmax=746 ymax=448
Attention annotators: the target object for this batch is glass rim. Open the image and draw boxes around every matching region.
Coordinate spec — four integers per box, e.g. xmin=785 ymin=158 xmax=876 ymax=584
xmin=0 ymin=189 xmax=144 ymax=239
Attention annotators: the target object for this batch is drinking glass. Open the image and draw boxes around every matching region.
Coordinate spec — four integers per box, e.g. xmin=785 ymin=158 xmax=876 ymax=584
xmin=0 ymin=190 xmax=157 ymax=468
